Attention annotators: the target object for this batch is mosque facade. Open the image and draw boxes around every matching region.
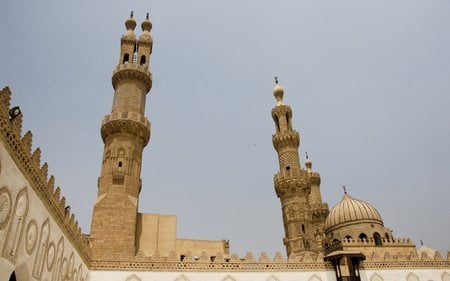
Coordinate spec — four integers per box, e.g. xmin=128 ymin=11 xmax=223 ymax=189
xmin=0 ymin=13 xmax=449 ymax=281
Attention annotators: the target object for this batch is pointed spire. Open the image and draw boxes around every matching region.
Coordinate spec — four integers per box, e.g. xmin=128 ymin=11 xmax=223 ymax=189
xmin=343 ymin=185 xmax=347 ymax=195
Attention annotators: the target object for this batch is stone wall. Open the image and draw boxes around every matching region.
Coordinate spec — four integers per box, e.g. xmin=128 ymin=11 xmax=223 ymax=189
xmin=0 ymin=87 xmax=89 ymax=281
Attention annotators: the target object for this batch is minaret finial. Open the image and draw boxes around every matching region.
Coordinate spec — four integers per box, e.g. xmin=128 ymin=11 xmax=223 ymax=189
xmin=420 ymin=239 xmax=423 ymax=246
xmin=130 ymin=11 xmax=134 ymax=18
xmin=274 ymin=76 xmax=279 ymax=84
xmin=305 ymin=151 xmax=309 ymax=160
xmin=146 ymin=12 xmax=149 ymax=20
xmin=343 ymin=185 xmax=347 ymax=195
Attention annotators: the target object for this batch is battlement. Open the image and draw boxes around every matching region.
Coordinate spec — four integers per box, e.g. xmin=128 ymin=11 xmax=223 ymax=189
xmin=101 ymin=110 xmax=151 ymax=146
xmin=90 ymin=248 xmax=450 ymax=271
xmin=91 ymin=250 xmax=333 ymax=271
xmin=0 ymin=87 xmax=90 ymax=263
xmin=102 ymin=110 xmax=151 ymax=129
xmin=112 ymin=63 xmax=153 ymax=92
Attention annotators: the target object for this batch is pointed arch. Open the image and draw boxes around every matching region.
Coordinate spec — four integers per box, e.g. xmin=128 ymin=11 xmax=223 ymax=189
xmin=406 ymin=272 xmax=419 ymax=281
xmin=266 ymin=275 xmax=280 ymax=281
xmin=51 ymin=237 xmax=64 ymax=281
xmin=33 ymin=219 xmax=50 ymax=280
xmin=442 ymin=272 xmax=450 ymax=281
xmin=174 ymin=275 xmax=190 ymax=281
xmin=126 ymin=274 xmax=142 ymax=281
xmin=221 ymin=275 xmax=236 ymax=281
xmin=308 ymin=274 xmax=322 ymax=281
xmin=371 ymin=273 xmax=384 ymax=281
xmin=2 ymin=187 xmax=29 ymax=263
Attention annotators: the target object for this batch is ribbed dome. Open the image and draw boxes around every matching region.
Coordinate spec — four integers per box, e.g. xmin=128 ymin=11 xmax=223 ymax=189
xmin=325 ymin=194 xmax=383 ymax=232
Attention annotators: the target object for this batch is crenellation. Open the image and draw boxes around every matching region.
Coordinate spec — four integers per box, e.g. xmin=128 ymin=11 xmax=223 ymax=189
xmin=259 ymin=252 xmax=270 ymax=263
xmin=31 ymin=147 xmax=41 ymax=169
xmin=40 ymin=162 xmax=48 ymax=182
xmin=0 ymin=87 xmax=12 ymax=112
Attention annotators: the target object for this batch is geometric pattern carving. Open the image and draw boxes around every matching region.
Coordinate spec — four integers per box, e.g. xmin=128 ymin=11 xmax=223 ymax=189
xmin=371 ymin=273 xmax=384 ymax=281
xmin=33 ymin=219 xmax=50 ymax=280
xmin=2 ymin=187 xmax=29 ymax=263
xmin=279 ymin=151 xmax=299 ymax=168
xmin=308 ymin=275 xmax=322 ymax=281
xmin=406 ymin=273 xmax=419 ymax=281
xmin=126 ymin=274 xmax=142 ymax=281
xmin=0 ymin=186 xmax=12 ymax=230
xmin=25 ymin=220 xmax=38 ymax=255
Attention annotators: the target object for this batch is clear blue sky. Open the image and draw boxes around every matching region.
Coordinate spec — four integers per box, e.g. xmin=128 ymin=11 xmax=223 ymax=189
xmin=1 ymin=0 xmax=449 ymax=257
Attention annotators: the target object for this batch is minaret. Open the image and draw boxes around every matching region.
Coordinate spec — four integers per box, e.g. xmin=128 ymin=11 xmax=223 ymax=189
xmin=90 ymin=13 xmax=153 ymax=257
xmin=305 ymin=155 xmax=329 ymax=252
xmin=271 ymin=80 xmax=317 ymax=258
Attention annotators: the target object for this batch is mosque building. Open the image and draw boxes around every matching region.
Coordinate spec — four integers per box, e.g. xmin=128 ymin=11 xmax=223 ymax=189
xmin=0 ymin=13 xmax=449 ymax=281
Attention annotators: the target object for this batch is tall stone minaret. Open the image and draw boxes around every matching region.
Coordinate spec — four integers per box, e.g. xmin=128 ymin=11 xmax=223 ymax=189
xmin=271 ymin=80 xmax=320 ymax=258
xmin=90 ymin=13 xmax=153 ymax=257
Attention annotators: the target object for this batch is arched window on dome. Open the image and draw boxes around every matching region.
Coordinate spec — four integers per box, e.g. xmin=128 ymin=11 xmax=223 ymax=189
xmin=373 ymin=232 xmax=382 ymax=246
xmin=345 ymin=235 xmax=353 ymax=242
xmin=359 ymin=233 xmax=368 ymax=242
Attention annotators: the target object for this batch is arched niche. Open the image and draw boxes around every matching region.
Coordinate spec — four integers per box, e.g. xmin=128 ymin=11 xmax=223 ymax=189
xmin=406 ymin=272 xmax=419 ymax=281
xmin=371 ymin=273 xmax=383 ymax=281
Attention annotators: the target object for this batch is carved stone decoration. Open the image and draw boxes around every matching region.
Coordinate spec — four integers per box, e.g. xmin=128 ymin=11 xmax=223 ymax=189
xmin=25 ymin=220 xmax=38 ymax=255
xmin=33 ymin=219 xmax=50 ymax=280
xmin=2 ymin=187 xmax=29 ymax=263
xmin=47 ymin=242 xmax=56 ymax=271
xmin=267 ymin=275 xmax=280 ymax=281
xmin=174 ymin=275 xmax=190 ymax=281
xmin=126 ymin=274 xmax=142 ymax=281
xmin=308 ymin=275 xmax=322 ymax=281
xmin=406 ymin=272 xmax=419 ymax=281
xmin=221 ymin=275 xmax=236 ymax=281
xmin=51 ymin=237 xmax=65 ymax=281
xmin=0 ymin=186 xmax=12 ymax=230
xmin=442 ymin=272 xmax=450 ymax=281
xmin=371 ymin=273 xmax=384 ymax=281
xmin=60 ymin=257 xmax=68 ymax=281
xmin=68 ymin=252 xmax=74 ymax=281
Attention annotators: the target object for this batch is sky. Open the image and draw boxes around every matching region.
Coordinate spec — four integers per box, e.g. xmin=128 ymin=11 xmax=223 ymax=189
xmin=0 ymin=0 xmax=449 ymax=258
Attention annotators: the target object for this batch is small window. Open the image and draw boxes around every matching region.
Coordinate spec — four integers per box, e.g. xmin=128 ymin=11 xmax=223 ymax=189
xmin=286 ymin=166 xmax=291 ymax=171
xmin=140 ymin=55 xmax=146 ymax=65
xmin=180 ymin=255 xmax=185 ymax=261
xmin=374 ymin=232 xmax=382 ymax=246
xmin=301 ymin=224 xmax=305 ymax=234
xmin=359 ymin=233 xmax=368 ymax=241
xmin=123 ymin=53 xmax=129 ymax=64
xmin=345 ymin=235 xmax=353 ymax=241
xmin=118 ymin=161 xmax=122 ymax=168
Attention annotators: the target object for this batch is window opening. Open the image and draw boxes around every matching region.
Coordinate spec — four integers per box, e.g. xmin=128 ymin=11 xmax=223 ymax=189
xmin=123 ymin=53 xmax=129 ymax=64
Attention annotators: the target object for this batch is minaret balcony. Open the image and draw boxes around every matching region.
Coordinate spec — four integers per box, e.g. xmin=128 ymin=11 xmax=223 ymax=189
xmin=272 ymin=131 xmax=300 ymax=151
xmin=112 ymin=63 xmax=153 ymax=92
xmin=101 ymin=110 xmax=151 ymax=145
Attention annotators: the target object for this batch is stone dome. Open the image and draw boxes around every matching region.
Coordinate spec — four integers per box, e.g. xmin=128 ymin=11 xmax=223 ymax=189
xmin=325 ymin=194 xmax=383 ymax=233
